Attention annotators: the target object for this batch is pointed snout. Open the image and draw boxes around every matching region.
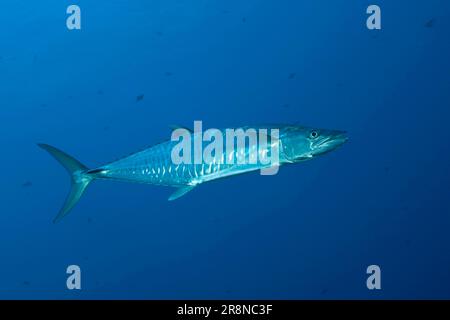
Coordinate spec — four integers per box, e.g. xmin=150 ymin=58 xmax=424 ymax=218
xmin=315 ymin=130 xmax=348 ymax=154
xmin=330 ymin=130 xmax=348 ymax=145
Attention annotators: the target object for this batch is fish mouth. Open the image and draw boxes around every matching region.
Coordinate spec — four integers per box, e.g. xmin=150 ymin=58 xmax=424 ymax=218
xmin=330 ymin=131 xmax=348 ymax=146
xmin=315 ymin=131 xmax=348 ymax=153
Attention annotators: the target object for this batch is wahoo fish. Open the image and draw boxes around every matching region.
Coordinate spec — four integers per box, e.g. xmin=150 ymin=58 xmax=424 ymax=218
xmin=39 ymin=125 xmax=347 ymax=222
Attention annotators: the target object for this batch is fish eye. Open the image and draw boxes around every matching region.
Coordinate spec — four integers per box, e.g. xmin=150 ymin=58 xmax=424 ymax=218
xmin=309 ymin=130 xmax=319 ymax=139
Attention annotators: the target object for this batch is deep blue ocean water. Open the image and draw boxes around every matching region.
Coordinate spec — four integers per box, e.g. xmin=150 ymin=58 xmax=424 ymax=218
xmin=0 ymin=0 xmax=449 ymax=299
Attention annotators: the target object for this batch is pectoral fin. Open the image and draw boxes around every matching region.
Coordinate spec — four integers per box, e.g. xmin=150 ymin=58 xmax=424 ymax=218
xmin=168 ymin=185 xmax=196 ymax=201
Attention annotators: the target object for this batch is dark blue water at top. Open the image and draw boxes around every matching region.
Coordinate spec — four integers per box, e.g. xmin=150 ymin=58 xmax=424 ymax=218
xmin=0 ymin=0 xmax=449 ymax=299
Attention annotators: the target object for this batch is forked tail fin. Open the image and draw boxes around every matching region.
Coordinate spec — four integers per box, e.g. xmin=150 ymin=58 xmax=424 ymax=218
xmin=38 ymin=143 xmax=94 ymax=223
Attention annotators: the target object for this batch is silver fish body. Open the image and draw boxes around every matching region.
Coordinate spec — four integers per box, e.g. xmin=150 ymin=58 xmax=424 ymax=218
xmin=39 ymin=125 xmax=347 ymax=222
xmin=96 ymin=132 xmax=274 ymax=187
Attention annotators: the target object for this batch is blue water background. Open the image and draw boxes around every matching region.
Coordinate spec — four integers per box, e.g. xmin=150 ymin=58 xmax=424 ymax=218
xmin=0 ymin=0 xmax=449 ymax=299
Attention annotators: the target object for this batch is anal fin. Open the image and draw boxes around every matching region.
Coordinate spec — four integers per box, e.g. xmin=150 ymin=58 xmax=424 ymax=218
xmin=168 ymin=185 xmax=196 ymax=201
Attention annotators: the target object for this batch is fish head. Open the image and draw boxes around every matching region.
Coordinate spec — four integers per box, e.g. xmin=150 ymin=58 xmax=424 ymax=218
xmin=281 ymin=126 xmax=348 ymax=162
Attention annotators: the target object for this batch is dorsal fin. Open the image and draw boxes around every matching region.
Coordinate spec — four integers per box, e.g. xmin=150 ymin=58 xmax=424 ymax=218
xmin=169 ymin=125 xmax=193 ymax=133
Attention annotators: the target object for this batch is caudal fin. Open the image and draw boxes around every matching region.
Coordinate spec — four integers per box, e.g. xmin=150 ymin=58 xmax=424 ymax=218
xmin=38 ymin=143 xmax=93 ymax=223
